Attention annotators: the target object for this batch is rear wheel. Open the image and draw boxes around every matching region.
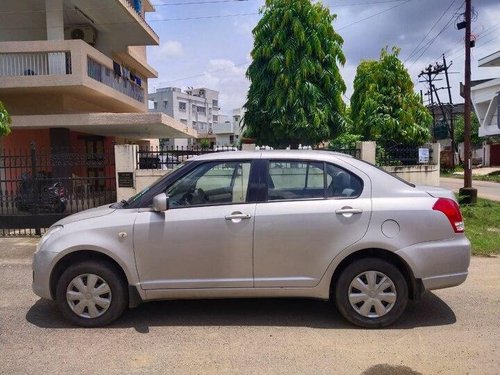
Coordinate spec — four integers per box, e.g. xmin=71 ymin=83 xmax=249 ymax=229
xmin=334 ymin=258 xmax=408 ymax=328
xmin=55 ymin=261 xmax=128 ymax=327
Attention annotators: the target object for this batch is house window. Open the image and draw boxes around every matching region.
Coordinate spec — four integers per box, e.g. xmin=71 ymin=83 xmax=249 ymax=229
xmin=179 ymin=102 xmax=187 ymax=112
xmin=163 ymin=100 xmax=168 ymax=109
xmin=229 ymin=135 xmax=234 ymax=144
xmin=153 ymin=102 xmax=158 ymax=109
xmin=213 ymin=115 xmax=218 ymax=122
xmin=212 ymin=99 xmax=218 ymax=107
xmin=197 ymin=106 xmax=206 ymax=115
xmin=180 ymin=119 xmax=187 ymax=125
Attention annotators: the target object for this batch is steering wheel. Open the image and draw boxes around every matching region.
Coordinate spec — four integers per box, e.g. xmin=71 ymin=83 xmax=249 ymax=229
xmin=191 ymin=188 xmax=209 ymax=204
xmin=179 ymin=187 xmax=208 ymax=206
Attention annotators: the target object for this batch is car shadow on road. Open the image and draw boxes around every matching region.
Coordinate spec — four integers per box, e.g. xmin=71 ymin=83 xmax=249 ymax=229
xmin=26 ymin=291 xmax=456 ymax=332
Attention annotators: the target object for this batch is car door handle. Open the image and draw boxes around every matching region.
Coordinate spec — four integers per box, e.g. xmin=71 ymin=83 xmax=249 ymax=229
xmin=335 ymin=208 xmax=363 ymax=215
xmin=225 ymin=213 xmax=251 ymax=221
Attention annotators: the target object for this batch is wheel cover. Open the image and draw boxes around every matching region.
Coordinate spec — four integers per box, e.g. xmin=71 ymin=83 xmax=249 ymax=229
xmin=66 ymin=274 xmax=112 ymax=319
xmin=348 ymin=270 xmax=397 ymax=318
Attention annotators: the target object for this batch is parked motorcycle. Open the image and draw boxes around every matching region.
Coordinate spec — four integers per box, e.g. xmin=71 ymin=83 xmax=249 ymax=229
xmin=15 ymin=172 xmax=68 ymax=213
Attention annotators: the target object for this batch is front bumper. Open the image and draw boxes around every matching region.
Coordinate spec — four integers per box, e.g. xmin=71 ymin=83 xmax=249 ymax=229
xmin=396 ymin=235 xmax=471 ymax=291
xmin=32 ymin=250 xmax=58 ymax=300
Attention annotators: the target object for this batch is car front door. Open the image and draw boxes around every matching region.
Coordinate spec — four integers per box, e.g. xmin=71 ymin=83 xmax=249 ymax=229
xmin=133 ymin=160 xmax=255 ymax=289
xmin=253 ymin=159 xmax=371 ymax=288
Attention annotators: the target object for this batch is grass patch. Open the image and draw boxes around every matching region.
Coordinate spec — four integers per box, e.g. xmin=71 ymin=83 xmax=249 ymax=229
xmin=472 ymin=171 xmax=500 ymax=183
xmin=460 ymin=198 xmax=500 ymax=256
xmin=441 ymin=169 xmax=500 ymax=183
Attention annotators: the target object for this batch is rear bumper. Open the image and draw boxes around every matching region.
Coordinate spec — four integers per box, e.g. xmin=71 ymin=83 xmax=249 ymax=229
xmin=396 ymin=236 xmax=471 ymax=291
xmin=421 ymin=272 xmax=468 ymax=290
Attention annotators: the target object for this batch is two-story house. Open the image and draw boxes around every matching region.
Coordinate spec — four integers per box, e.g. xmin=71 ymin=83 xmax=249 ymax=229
xmin=0 ymin=0 xmax=196 ymax=154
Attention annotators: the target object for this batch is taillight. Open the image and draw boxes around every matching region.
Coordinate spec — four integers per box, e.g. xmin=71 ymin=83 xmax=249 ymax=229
xmin=432 ymin=198 xmax=464 ymax=233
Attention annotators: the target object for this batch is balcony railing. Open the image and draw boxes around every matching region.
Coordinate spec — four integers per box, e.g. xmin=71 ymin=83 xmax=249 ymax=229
xmin=87 ymin=57 xmax=144 ymax=103
xmin=0 ymin=51 xmax=71 ymax=77
xmin=0 ymin=40 xmax=146 ymax=106
xmin=122 ymin=0 xmax=159 ymax=42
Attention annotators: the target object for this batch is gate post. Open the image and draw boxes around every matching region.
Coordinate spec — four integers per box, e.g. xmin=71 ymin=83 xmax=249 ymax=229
xmin=356 ymin=141 xmax=376 ymax=163
xmin=114 ymin=144 xmax=138 ymax=202
xmin=31 ymin=142 xmax=41 ymax=235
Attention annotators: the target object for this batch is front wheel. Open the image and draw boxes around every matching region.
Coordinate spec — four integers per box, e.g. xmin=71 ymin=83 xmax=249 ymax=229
xmin=55 ymin=261 xmax=128 ymax=327
xmin=334 ymin=258 xmax=408 ymax=328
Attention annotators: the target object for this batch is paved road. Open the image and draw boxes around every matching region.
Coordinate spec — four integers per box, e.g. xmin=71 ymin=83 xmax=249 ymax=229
xmin=440 ymin=177 xmax=500 ymax=201
xmin=0 ymin=239 xmax=499 ymax=375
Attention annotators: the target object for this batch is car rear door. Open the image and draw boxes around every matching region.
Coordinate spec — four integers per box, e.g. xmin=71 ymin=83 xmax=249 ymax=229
xmin=253 ymin=158 xmax=372 ymax=288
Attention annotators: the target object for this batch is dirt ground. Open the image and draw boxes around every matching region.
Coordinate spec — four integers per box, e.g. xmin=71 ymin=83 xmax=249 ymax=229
xmin=0 ymin=238 xmax=498 ymax=374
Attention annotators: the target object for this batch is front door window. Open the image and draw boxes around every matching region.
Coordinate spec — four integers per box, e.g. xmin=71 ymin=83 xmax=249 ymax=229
xmin=166 ymin=161 xmax=251 ymax=207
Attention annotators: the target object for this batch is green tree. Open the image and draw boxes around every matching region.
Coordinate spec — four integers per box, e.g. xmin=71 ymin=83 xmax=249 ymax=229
xmin=350 ymin=47 xmax=431 ymax=147
xmin=329 ymin=106 xmax=361 ymax=148
xmin=243 ymin=0 xmax=346 ymax=148
xmin=0 ymin=101 xmax=11 ymax=137
xmin=454 ymin=112 xmax=480 ymax=145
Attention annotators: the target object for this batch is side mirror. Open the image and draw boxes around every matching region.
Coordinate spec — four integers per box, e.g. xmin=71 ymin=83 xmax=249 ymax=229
xmin=152 ymin=193 xmax=169 ymax=212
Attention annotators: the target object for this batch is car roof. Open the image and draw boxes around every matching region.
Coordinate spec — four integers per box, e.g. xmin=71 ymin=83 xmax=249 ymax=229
xmin=190 ymin=150 xmax=355 ymax=162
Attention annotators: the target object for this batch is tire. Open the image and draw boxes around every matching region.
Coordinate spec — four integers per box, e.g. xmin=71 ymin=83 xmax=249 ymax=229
xmin=334 ymin=257 xmax=408 ymax=328
xmin=53 ymin=201 xmax=66 ymax=213
xmin=55 ymin=261 xmax=128 ymax=327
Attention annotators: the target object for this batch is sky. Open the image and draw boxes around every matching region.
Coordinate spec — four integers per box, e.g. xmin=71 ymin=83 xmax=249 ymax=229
xmin=145 ymin=0 xmax=500 ymax=115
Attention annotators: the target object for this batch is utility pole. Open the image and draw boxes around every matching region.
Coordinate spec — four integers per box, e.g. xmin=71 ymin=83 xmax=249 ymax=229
xmin=443 ymin=54 xmax=455 ymax=169
xmin=459 ymin=0 xmax=477 ymax=203
xmin=418 ymin=65 xmax=437 ymax=141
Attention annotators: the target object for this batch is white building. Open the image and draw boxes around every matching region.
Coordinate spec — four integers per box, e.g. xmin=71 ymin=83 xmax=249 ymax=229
xmin=149 ymin=87 xmax=220 ymax=147
xmin=213 ymin=108 xmax=244 ymax=147
xmin=471 ymin=50 xmax=500 ymax=166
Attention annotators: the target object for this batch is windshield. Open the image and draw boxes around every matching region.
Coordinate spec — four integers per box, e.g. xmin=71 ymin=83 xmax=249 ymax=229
xmin=121 ymin=161 xmax=190 ymax=207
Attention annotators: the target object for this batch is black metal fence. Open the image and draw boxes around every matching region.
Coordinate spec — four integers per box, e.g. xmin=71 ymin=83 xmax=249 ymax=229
xmin=0 ymin=144 xmax=116 ymax=236
xmin=137 ymin=146 xmax=229 ymax=170
xmin=327 ymin=146 xmax=361 ymax=159
xmin=376 ymin=145 xmax=433 ymax=166
xmin=136 ymin=145 xmax=363 ymax=170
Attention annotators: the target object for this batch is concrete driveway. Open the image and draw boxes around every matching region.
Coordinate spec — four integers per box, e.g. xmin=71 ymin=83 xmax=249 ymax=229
xmin=0 ymin=238 xmax=499 ymax=375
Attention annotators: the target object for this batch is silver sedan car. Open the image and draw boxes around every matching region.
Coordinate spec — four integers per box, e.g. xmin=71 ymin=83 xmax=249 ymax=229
xmin=32 ymin=151 xmax=471 ymax=328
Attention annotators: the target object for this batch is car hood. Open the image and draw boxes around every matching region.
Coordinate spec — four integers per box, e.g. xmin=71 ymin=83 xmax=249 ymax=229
xmin=415 ymin=185 xmax=457 ymax=201
xmin=55 ymin=204 xmax=116 ymax=226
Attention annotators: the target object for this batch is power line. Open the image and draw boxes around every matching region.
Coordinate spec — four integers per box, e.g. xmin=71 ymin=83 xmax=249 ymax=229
xmin=337 ymin=0 xmax=413 ymax=31
xmin=441 ymin=21 xmax=500 ymax=60
xmin=404 ymin=0 xmax=458 ymax=63
xmin=408 ymin=5 xmax=461 ymax=67
xmin=151 ymin=0 xmax=249 ymax=6
xmin=148 ymin=12 xmax=258 ymax=22
xmin=157 ymin=61 xmax=251 ymax=85
xmin=154 ymin=1 xmax=415 ymax=84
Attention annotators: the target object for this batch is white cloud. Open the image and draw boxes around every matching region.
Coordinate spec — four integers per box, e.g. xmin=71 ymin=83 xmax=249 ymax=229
xmin=191 ymin=59 xmax=251 ymax=112
xmin=155 ymin=40 xmax=185 ymax=60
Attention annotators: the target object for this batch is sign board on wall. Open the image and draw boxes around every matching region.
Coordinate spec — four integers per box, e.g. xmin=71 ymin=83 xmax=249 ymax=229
xmin=118 ymin=172 xmax=134 ymax=188
xmin=418 ymin=148 xmax=430 ymax=164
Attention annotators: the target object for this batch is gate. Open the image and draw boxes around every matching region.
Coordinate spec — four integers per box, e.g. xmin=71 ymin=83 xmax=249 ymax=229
xmin=0 ymin=143 xmax=116 ymax=236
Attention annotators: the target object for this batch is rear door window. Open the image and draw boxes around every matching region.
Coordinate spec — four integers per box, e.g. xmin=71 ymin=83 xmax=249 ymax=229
xmin=267 ymin=160 xmax=325 ymax=201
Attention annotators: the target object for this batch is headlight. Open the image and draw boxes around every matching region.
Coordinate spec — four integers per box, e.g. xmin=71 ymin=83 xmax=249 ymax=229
xmin=36 ymin=225 xmax=64 ymax=252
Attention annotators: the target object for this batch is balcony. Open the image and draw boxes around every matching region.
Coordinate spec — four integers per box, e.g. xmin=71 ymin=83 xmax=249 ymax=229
xmin=67 ymin=0 xmax=159 ymax=48
xmin=0 ymin=40 xmax=146 ymax=115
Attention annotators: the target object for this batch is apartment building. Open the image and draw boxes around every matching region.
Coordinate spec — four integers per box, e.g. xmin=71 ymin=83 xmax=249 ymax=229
xmin=0 ymin=0 xmax=195 ymax=154
xmin=149 ymin=86 xmax=220 ymax=147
